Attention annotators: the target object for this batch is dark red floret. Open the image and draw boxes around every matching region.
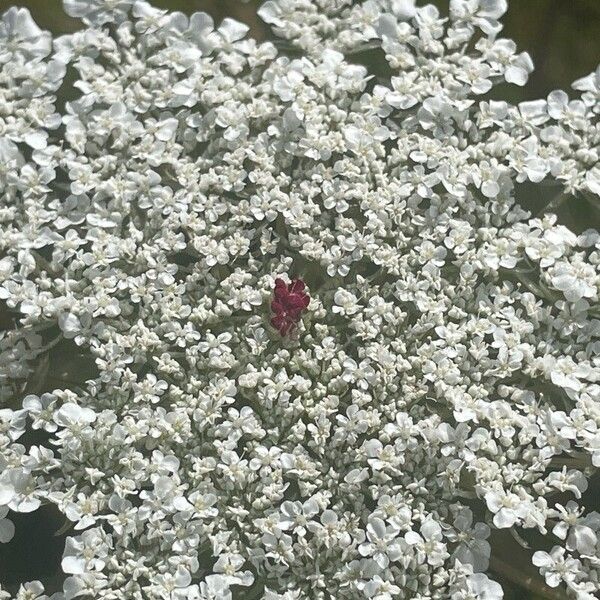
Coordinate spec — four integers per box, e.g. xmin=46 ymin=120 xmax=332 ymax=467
xmin=270 ymin=277 xmax=310 ymax=336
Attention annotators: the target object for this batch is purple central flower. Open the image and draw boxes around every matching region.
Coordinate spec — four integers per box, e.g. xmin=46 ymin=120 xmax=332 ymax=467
xmin=270 ymin=278 xmax=310 ymax=336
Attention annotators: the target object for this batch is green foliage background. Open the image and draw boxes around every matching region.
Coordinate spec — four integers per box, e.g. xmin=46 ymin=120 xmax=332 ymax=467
xmin=0 ymin=1 xmax=599 ymax=599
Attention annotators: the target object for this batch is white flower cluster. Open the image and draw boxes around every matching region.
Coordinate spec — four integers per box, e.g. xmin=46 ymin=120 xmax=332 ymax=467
xmin=0 ymin=0 xmax=599 ymax=598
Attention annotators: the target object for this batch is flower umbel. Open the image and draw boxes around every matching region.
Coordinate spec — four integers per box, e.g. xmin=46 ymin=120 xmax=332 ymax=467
xmin=270 ymin=278 xmax=309 ymax=336
xmin=1 ymin=1 xmax=600 ymax=599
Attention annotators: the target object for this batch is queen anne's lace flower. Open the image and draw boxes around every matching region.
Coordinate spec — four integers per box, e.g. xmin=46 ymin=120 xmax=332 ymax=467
xmin=0 ymin=0 xmax=599 ymax=599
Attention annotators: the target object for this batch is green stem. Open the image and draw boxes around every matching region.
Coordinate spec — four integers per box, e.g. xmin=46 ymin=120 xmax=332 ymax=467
xmin=489 ymin=554 xmax=565 ymax=600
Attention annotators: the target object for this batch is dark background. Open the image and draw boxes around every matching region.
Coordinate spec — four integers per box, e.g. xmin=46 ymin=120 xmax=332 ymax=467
xmin=0 ymin=1 xmax=599 ymax=599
